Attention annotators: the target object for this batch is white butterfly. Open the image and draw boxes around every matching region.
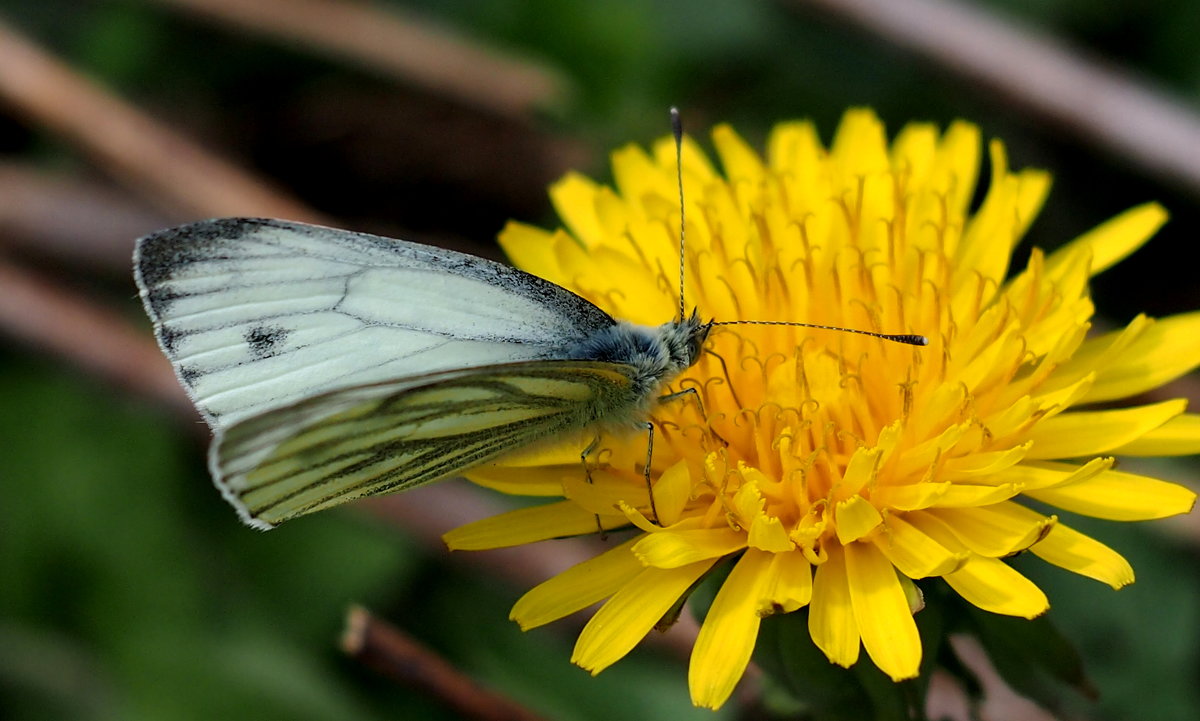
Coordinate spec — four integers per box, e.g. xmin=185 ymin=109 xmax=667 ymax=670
xmin=134 ymin=218 xmax=713 ymax=530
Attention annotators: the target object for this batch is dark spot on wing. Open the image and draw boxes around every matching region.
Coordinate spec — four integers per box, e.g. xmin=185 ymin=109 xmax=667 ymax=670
xmin=180 ymin=366 xmax=201 ymax=385
xmin=157 ymin=325 xmax=186 ymax=354
xmin=246 ymin=325 xmax=290 ymax=359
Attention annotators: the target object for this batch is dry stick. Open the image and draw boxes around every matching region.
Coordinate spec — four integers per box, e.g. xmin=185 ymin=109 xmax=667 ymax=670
xmin=0 ymin=258 xmax=194 ymax=417
xmin=0 ymin=162 xmax=176 ymax=272
xmin=343 ymin=606 xmax=549 ymax=721
xmin=793 ymin=0 xmax=1200 ymax=198
xmin=0 ymin=17 xmax=327 ymax=223
xmin=146 ymin=0 xmax=569 ymax=119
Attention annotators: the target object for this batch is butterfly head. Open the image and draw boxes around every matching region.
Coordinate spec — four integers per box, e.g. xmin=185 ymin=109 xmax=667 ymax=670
xmin=663 ymin=308 xmax=713 ymax=374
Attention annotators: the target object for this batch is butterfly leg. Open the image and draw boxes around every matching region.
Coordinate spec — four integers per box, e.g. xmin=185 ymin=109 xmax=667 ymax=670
xmin=658 ymin=385 xmax=729 ymax=448
xmin=580 ymin=435 xmax=606 ymax=539
xmin=639 ymin=421 xmax=661 ymax=524
xmin=643 ymin=388 xmax=702 ymax=526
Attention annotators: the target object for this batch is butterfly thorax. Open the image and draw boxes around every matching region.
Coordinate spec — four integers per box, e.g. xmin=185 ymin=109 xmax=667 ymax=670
xmin=569 ymin=310 xmax=712 ymax=402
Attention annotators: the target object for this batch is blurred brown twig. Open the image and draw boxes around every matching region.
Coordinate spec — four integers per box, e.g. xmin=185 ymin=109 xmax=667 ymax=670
xmin=792 ymin=0 xmax=1200 ymax=198
xmin=0 ymin=16 xmax=327 ymax=222
xmin=343 ymin=606 xmax=550 ymax=721
xmin=145 ymin=0 xmax=570 ymax=119
xmin=0 ymin=163 xmax=175 ymax=272
xmin=0 ymin=256 xmax=193 ymax=416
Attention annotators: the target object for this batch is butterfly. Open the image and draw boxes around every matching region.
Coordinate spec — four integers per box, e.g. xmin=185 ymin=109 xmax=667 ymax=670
xmin=134 ymin=112 xmax=924 ymax=531
xmin=134 ymin=217 xmax=716 ymax=529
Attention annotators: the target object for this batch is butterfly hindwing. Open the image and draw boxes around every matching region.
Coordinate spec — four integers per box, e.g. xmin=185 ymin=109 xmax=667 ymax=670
xmin=212 ymin=360 xmax=642 ymax=528
xmin=134 ymin=218 xmax=617 ymax=426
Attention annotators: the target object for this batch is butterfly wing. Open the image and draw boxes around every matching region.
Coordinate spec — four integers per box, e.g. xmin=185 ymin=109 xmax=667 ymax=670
xmin=133 ymin=218 xmax=617 ymax=427
xmin=212 ymin=359 xmax=641 ymax=529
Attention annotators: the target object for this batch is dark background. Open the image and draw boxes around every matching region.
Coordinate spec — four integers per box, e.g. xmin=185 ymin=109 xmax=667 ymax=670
xmin=1 ymin=1 xmax=1198 ymax=719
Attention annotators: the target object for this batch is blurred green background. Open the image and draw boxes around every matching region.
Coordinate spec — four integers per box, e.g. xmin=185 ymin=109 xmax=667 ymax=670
xmin=1 ymin=1 xmax=1198 ymax=719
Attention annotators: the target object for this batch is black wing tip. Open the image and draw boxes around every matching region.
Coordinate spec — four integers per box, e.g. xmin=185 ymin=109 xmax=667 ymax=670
xmin=137 ymin=217 xmax=272 ymax=249
xmin=134 ymin=218 xmax=288 ymax=289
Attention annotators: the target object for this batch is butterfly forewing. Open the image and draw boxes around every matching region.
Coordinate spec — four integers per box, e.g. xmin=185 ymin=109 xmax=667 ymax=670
xmin=212 ymin=360 xmax=641 ymax=528
xmin=134 ymin=218 xmax=617 ymax=426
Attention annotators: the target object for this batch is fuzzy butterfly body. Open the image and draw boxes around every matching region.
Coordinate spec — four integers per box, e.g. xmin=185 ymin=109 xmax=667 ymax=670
xmin=134 ymin=218 xmax=711 ymax=529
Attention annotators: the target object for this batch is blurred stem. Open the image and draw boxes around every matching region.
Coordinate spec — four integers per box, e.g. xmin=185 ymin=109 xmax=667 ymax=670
xmin=0 ymin=15 xmax=327 ymax=222
xmin=0 ymin=257 xmax=192 ymax=416
xmin=0 ymin=162 xmax=174 ymax=272
xmin=791 ymin=0 xmax=1200 ymax=199
xmin=143 ymin=0 xmax=571 ymax=119
xmin=342 ymin=605 xmax=549 ymax=721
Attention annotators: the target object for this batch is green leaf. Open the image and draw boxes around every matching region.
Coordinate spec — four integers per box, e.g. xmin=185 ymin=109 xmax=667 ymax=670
xmin=756 ymin=608 xmax=926 ymax=721
xmin=962 ymin=605 xmax=1095 ymax=713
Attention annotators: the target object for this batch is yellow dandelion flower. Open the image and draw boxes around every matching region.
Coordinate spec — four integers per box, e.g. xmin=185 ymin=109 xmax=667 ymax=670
xmin=444 ymin=109 xmax=1199 ymax=709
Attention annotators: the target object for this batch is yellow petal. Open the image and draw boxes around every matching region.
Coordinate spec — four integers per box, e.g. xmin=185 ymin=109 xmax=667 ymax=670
xmin=1013 ymin=168 xmax=1052 ymax=241
xmin=748 ymin=514 xmax=795 ymax=553
xmin=548 ymin=172 xmax=604 ymax=248
xmin=873 ymin=482 xmax=951 ymax=511
xmin=838 ymin=446 xmax=882 ymax=498
xmin=650 ymin=460 xmax=693 ymax=528
xmin=761 ymin=551 xmax=814 ymax=612
xmin=444 ymin=501 xmax=617 ymax=551
xmin=712 ymin=124 xmax=766 ymax=182
xmin=845 ymin=542 xmax=921 ymax=680
xmin=955 ymin=140 xmax=1019 ymax=284
xmin=562 ymin=470 xmax=652 ymax=516
xmin=989 ymin=457 xmax=1113 ymax=491
xmin=942 ymin=443 xmax=1031 ymax=479
xmin=652 ymin=134 xmax=719 ymax=183
xmin=921 ymin=504 xmax=1053 ymax=557
xmin=768 ymin=120 xmax=823 ymax=176
xmin=809 ymin=545 xmax=861 ymax=668
xmin=497 ymin=222 xmax=571 ymax=285
xmin=835 ymin=495 xmax=883 ymax=543
xmin=511 ymin=538 xmax=642 ymax=629
xmin=483 ymin=436 xmax=588 ymax=467
xmin=1028 ymin=524 xmax=1134 ymax=589
xmin=466 ymin=465 xmax=571 ymax=496
xmin=935 ymin=120 xmax=982 ymax=219
xmin=1043 ymin=314 xmax=1151 ymax=395
xmin=633 ymin=528 xmax=745 ymax=568
xmin=924 ymin=483 xmax=1024 ymax=508
xmin=1111 ymin=413 xmax=1200 ymax=456
xmin=573 ymin=560 xmax=715 ymax=673
xmin=890 ymin=122 xmax=937 ymax=183
xmin=1045 ymin=202 xmax=1167 ymax=279
xmin=689 ymin=550 xmax=774 ymax=709
xmin=1080 ymin=311 xmax=1200 ymax=403
xmin=874 ymin=514 xmax=968 ymax=578
xmin=1026 ymin=399 xmax=1187 ymax=459
xmin=943 ymin=556 xmax=1049 ymax=618
xmin=731 ymin=479 xmax=767 ymax=525
xmin=831 ymin=108 xmax=890 ymax=180
xmin=610 ymin=143 xmax=671 ymax=213
xmin=1024 ymin=467 xmax=1197 ymax=520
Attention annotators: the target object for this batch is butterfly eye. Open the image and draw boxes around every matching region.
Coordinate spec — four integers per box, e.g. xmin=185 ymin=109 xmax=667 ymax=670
xmin=688 ymin=324 xmax=710 ymax=362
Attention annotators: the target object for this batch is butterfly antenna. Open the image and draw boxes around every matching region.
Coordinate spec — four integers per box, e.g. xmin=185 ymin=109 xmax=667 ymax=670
xmin=713 ymin=319 xmax=927 ymax=346
xmin=671 ymin=106 xmax=686 ymax=323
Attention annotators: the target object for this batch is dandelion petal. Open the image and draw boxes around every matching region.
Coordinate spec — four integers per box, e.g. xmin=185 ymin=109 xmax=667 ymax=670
xmin=689 ymin=550 xmax=774 ymax=709
xmin=1029 ymin=524 xmax=1135 ymax=589
xmin=572 ymin=561 xmax=714 ymax=674
xmin=809 ymin=545 xmax=861 ymax=668
xmin=845 ymin=542 xmax=922 ymax=680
